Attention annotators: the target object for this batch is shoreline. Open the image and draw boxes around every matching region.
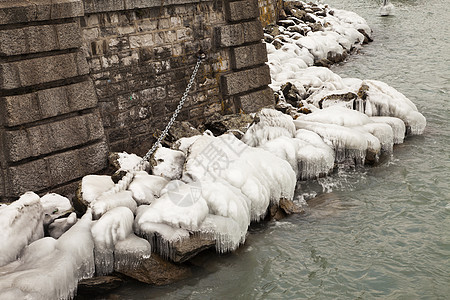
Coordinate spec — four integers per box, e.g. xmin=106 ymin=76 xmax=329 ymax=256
xmin=0 ymin=1 xmax=427 ymax=299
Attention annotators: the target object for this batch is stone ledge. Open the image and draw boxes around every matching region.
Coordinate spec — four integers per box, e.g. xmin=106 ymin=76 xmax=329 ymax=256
xmin=6 ymin=140 xmax=108 ymax=195
xmin=0 ymin=0 xmax=84 ymax=25
xmin=0 ymin=51 xmax=89 ymax=90
xmin=230 ymin=42 xmax=267 ymax=70
xmin=1 ymin=80 xmax=98 ymax=127
xmin=5 ymin=110 xmax=105 ymax=162
xmin=215 ymin=20 xmax=264 ymax=48
xmin=220 ymin=64 xmax=271 ymax=96
xmin=225 ymin=0 xmax=258 ymax=22
xmin=0 ymin=22 xmax=82 ymax=56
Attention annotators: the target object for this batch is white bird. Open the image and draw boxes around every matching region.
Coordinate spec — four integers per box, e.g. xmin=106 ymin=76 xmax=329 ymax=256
xmin=379 ymin=0 xmax=395 ymax=16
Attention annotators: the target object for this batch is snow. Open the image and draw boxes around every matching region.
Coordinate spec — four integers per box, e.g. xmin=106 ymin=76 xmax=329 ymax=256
xmin=0 ymin=210 xmax=94 ymax=300
xmin=0 ymin=192 xmax=44 ymax=267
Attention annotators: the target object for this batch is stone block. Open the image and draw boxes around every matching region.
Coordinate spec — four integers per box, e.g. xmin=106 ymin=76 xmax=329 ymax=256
xmin=243 ymin=20 xmax=264 ymax=43
xmin=0 ymin=52 xmax=88 ymax=90
xmin=4 ymin=113 xmax=105 ymax=162
xmin=215 ymin=23 xmax=244 ymax=47
xmin=83 ymin=0 xmax=125 ymax=14
xmin=56 ymin=22 xmax=82 ymax=49
xmin=226 ymin=0 xmax=258 ymax=22
xmin=1 ymin=94 xmax=41 ymax=126
xmin=0 ymin=28 xmax=27 ymax=56
xmin=1 ymin=80 xmax=98 ymax=127
xmin=237 ymin=87 xmax=275 ymax=113
xmin=0 ymin=0 xmax=83 ymax=25
xmin=7 ymin=159 xmax=50 ymax=195
xmin=230 ymin=43 xmax=267 ymax=70
xmin=215 ymin=20 xmax=263 ymax=48
xmin=129 ymin=34 xmax=154 ymax=48
xmin=221 ymin=65 xmax=271 ymax=96
xmin=26 ymin=25 xmax=59 ymax=53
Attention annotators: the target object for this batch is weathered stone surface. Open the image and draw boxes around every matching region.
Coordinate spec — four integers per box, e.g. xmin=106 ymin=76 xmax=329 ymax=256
xmin=231 ymin=43 xmax=267 ymax=70
xmin=171 ymin=235 xmax=215 ymax=263
xmin=237 ymin=87 xmax=275 ymax=113
xmin=268 ymin=198 xmax=304 ymax=221
xmin=5 ymin=112 xmax=105 ymax=162
xmin=77 ymin=276 xmax=123 ymax=295
xmin=0 ymin=52 xmax=89 ymax=89
xmin=1 ymin=80 xmax=97 ymax=127
xmin=117 ymin=253 xmax=191 ymax=286
xmin=0 ymin=0 xmax=83 ymax=25
xmin=216 ymin=20 xmax=264 ymax=47
xmin=226 ymin=0 xmax=259 ymax=22
xmin=6 ymin=159 xmax=50 ymax=195
xmin=221 ymin=65 xmax=271 ymax=96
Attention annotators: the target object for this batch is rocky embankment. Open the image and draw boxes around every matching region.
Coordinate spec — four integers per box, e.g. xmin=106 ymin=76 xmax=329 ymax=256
xmin=0 ymin=1 xmax=426 ymax=299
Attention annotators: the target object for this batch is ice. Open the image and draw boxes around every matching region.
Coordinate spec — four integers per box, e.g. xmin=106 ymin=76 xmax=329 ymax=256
xmin=81 ymin=175 xmax=115 ymax=205
xmin=294 ymin=119 xmax=369 ymax=164
xmin=370 ymin=116 xmax=405 ymax=144
xmin=117 ymin=152 xmax=149 ymax=171
xmin=135 ymin=180 xmax=209 ymax=231
xmin=184 ymin=134 xmax=296 ymax=220
xmin=0 ymin=192 xmax=44 ymax=267
xmin=363 ymin=122 xmax=394 ymax=153
xmin=91 ymin=207 xmax=134 ymax=275
xmin=301 ymin=105 xmax=371 ymax=127
xmin=172 ymin=135 xmax=202 ymax=154
xmin=113 ymin=234 xmax=151 ymax=271
xmin=40 ymin=193 xmax=72 ymax=226
xmin=90 ymin=190 xmax=137 ymax=219
xmin=151 ymin=147 xmax=186 ymax=180
xmin=48 ymin=212 xmax=78 ymax=239
xmin=379 ymin=2 xmax=395 ymax=16
xmin=363 ymin=80 xmax=426 ymax=135
xmin=0 ymin=210 xmax=94 ymax=300
xmin=127 ymin=171 xmax=169 ymax=205
xmin=242 ymin=108 xmax=296 ymax=147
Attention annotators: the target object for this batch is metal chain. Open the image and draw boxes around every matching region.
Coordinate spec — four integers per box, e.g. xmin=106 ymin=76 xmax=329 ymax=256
xmin=101 ymin=54 xmax=205 ymax=196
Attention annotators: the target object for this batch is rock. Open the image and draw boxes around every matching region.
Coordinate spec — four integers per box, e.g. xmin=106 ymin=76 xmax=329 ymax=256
xmin=268 ymin=198 xmax=304 ymax=221
xmin=327 ymin=50 xmax=347 ymax=64
xmin=264 ymin=24 xmax=280 ymax=37
xmin=309 ymin=22 xmax=323 ymax=32
xmin=317 ymin=92 xmax=358 ymax=109
xmin=108 ymin=152 xmax=122 ymax=171
xmin=315 ymin=58 xmax=331 ymax=68
xmin=272 ymin=39 xmax=284 ymax=50
xmin=358 ymin=28 xmax=373 ymax=43
xmin=201 ymin=113 xmax=254 ymax=136
xmin=77 ymin=276 xmax=123 ymax=296
xmin=170 ymin=234 xmax=216 ymax=263
xmin=165 ymin=121 xmax=201 ymax=147
xmin=279 ymin=198 xmax=304 ymax=215
xmin=281 ymin=82 xmax=302 ymax=106
xmin=117 ymin=253 xmax=191 ymax=286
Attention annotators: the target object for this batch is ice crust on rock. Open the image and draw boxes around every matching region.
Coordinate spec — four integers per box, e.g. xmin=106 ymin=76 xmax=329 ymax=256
xmin=127 ymin=171 xmax=169 ymax=205
xmin=136 ymin=133 xmax=296 ymax=256
xmin=0 ymin=210 xmax=95 ymax=300
xmin=48 ymin=212 xmax=78 ymax=239
xmin=81 ymin=175 xmax=115 ymax=205
xmin=0 ymin=192 xmax=44 ymax=267
xmin=114 ymin=233 xmax=152 ymax=271
xmin=242 ymin=108 xmax=296 ymax=147
xmin=151 ymin=147 xmax=186 ymax=180
xmin=117 ymin=152 xmax=149 ymax=171
xmin=90 ymin=190 xmax=137 ymax=219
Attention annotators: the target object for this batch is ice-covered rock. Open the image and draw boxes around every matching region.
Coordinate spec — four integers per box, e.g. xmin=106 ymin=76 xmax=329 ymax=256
xmin=90 ymin=190 xmax=137 ymax=219
xmin=116 ymin=152 xmax=149 ymax=172
xmin=151 ymin=147 xmax=186 ymax=180
xmin=127 ymin=171 xmax=169 ymax=205
xmin=0 ymin=210 xmax=94 ymax=300
xmin=242 ymin=108 xmax=296 ymax=147
xmin=0 ymin=192 xmax=44 ymax=267
xmin=79 ymin=175 xmax=115 ymax=206
xmin=48 ymin=212 xmax=78 ymax=239
xmin=40 ymin=193 xmax=73 ymax=226
xmin=91 ymin=206 xmax=136 ymax=275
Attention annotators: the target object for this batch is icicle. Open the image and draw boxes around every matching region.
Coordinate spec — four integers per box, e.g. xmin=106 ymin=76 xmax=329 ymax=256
xmin=370 ymin=116 xmax=405 ymax=144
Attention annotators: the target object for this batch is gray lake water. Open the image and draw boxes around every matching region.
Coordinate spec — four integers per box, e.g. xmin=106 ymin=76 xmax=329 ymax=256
xmin=106 ymin=0 xmax=450 ymax=298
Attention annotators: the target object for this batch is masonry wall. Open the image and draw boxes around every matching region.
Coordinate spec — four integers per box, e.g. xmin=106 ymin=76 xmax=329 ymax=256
xmin=258 ymin=0 xmax=282 ymax=27
xmin=0 ymin=0 xmax=273 ymax=202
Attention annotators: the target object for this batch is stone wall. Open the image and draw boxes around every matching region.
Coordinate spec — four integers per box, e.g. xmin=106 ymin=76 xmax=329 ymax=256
xmin=0 ymin=0 xmax=273 ymax=202
xmin=0 ymin=0 xmax=108 ymax=201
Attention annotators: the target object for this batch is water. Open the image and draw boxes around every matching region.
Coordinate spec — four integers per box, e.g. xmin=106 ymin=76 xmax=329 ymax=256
xmin=104 ymin=1 xmax=450 ymax=298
